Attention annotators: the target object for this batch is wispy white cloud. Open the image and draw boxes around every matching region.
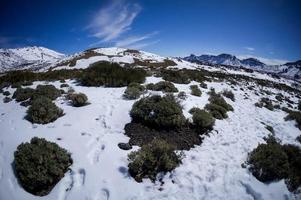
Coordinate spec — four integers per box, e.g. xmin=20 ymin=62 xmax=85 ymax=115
xmin=244 ymin=46 xmax=255 ymax=51
xmin=87 ymin=0 xmax=141 ymax=43
xmin=126 ymin=40 xmax=160 ymax=50
xmin=115 ymin=31 xmax=158 ymax=47
xmin=237 ymin=54 xmax=289 ymax=65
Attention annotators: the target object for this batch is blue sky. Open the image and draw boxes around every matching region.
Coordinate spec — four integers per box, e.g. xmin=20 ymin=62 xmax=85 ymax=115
xmin=0 ymin=0 xmax=300 ymax=64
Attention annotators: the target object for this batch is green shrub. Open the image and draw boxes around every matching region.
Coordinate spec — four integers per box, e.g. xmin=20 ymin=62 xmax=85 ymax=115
xmin=60 ymin=83 xmax=69 ymax=88
xmin=189 ymin=108 xmax=215 ymax=129
xmin=67 ymin=92 xmax=88 ymax=107
xmin=161 ymin=70 xmax=190 ymax=84
xmin=177 ymin=91 xmax=187 ymax=100
xmin=205 ymin=103 xmax=228 ymax=119
xmin=222 ymin=89 xmax=235 ymax=101
xmin=298 ymin=101 xmax=301 ymax=111
xmin=80 ymin=62 xmax=146 ymax=87
xmin=128 ymin=139 xmax=182 ymax=182
xmin=2 ymin=91 xmax=10 ymax=96
xmin=190 ymin=85 xmax=202 ymax=97
xmin=208 ymin=92 xmax=233 ymax=112
xmin=147 ymin=81 xmax=178 ymax=93
xmin=14 ymin=137 xmax=72 ymax=196
xmin=247 ymin=138 xmax=289 ymax=182
xmin=284 ymin=111 xmax=301 ymax=129
xmin=26 ymin=97 xmax=63 ymax=124
xmin=247 ymin=136 xmax=301 ymax=192
xmin=130 ymin=95 xmax=186 ymax=129
xmin=33 ymin=85 xmax=61 ymax=100
xmin=3 ymin=97 xmax=12 ymax=103
xmin=255 ymin=98 xmax=274 ymax=111
xmin=282 ymin=144 xmax=301 ymax=192
xmin=123 ymin=83 xmax=145 ymax=100
xmin=12 ymin=87 xmax=35 ymax=102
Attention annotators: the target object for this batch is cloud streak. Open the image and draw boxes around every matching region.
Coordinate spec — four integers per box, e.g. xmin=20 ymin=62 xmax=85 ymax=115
xmin=87 ymin=0 xmax=141 ymax=42
xmin=115 ymin=31 xmax=159 ymax=47
xmin=237 ymin=54 xmax=288 ymax=65
xmin=244 ymin=46 xmax=255 ymax=51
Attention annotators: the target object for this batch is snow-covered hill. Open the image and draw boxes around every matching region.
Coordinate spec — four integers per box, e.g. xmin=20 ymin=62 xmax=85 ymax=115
xmin=0 ymin=46 xmax=65 ymax=72
xmin=183 ymin=54 xmax=301 ymax=80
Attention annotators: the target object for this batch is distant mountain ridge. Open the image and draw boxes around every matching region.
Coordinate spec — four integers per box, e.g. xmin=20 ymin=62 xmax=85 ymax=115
xmin=183 ymin=53 xmax=301 ymax=80
xmin=0 ymin=46 xmax=65 ymax=72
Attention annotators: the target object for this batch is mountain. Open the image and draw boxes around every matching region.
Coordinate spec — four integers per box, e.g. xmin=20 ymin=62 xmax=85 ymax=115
xmin=183 ymin=53 xmax=300 ymax=80
xmin=0 ymin=46 xmax=65 ymax=72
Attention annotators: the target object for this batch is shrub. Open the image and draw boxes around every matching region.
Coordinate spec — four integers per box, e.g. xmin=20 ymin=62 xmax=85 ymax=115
xmin=298 ymin=101 xmax=301 ymax=111
xmin=130 ymin=95 xmax=186 ymax=129
xmin=222 ymin=89 xmax=235 ymax=101
xmin=3 ymin=97 xmax=12 ymax=103
xmin=255 ymin=98 xmax=274 ymax=111
xmin=14 ymin=137 xmax=72 ymax=196
xmin=67 ymin=93 xmax=88 ymax=107
xmin=33 ymin=85 xmax=61 ymax=100
xmin=12 ymin=87 xmax=35 ymax=102
xmin=60 ymin=83 xmax=69 ymax=88
xmin=209 ymin=92 xmax=233 ymax=112
xmin=189 ymin=108 xmax=215 ymax=130
xmin=146 ymin=83 xmax=155 ymax=90
xmin=282 ymin=144 xmax=301 ymax=192
xmin=190 ymin=85 xmax=202 ymax=97
xmin=80 ymin=62 xmax=146 ymax=87
xmin=247 ymin=136 xmax=301 ymax=192
xmin=26 ymin=97 xmax=63 ymax=124
xmin=3 ymin=91 xmax=10 ymax=96
xmin=123 ymin=83 xmax=145 ymax=100
xmin=161 ymin=70 xmax=190 ymax=84
xmin=147 ymin=81 xmax=178 ymax=93
xmin=199 ymin=82 xmax=208 ymax=89
xmin=205 ymin=103 xmax=228 ymax=119
xmin=284 ymin=111 xmax=301 ymax=129
xmin=265 ymin=125 xmax=274 ymax=134
xmin=247 ymin=138 xmax=289 ymax=182
xmin=128 ymin=139 xmax=182 ymax=182
xmin=177 ymin=91 xmax=187 ymax=100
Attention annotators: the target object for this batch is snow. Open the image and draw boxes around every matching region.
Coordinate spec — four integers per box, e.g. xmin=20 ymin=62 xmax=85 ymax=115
xmin=0 ymin=76 xmax=300 ymax=200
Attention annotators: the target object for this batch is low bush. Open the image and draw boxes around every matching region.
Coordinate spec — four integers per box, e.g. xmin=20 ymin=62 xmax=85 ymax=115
xmin=205 ymin=103 xmax=228 ymax=119
xmin=161 ymin=70 xmax=190 ymax=84
xmin=247 ymin=137 xmax=289 ymax=182
xmin=246 ymin=136 xmax=301 ymax=192
xmin=14 ymin=137 xmax=72 ymax=196
xmin=33 ymin=85 xmax=62 ymax=100
xmin=12 ymin=87 xmax=35 ymax=102
xmin=189 ymin=108 xmax=215 ymax=130
xmin=67 ymin=93 xmax=88 ymax=107
xmin=3 ymin=97 xmax=12 ymax=103
xmin=3 ymin=91 xmax=10 ymax=96
xmin=284 ymin=111 xmax=301 ymax=129
xmin=265 ymin=125 xmax=274 ymax=134
xmin=26 ymin=97 xmax=63 ymax=124
xmin=190 ymin=85 xmax=202 ymax=97
xmin=130 ymin=95 xmax=186 ymax=129
xmin=177 ymin=91 xmax=187 ymax=100
xmin=199 ymin=82 xmax=208 ymax=89
xmin=80 ymin=62 xmax=146 ymax=87
xmin=255 ymin=98 xmax=274 ymax=111
xmin=146 ymin=81 xmax=178 ymax=93
xmin=128 ymin=138 xmax=182 ymax=182
xmin=298 ymin=101 xmax=301 ymax=111
xmin=222 ymin=89 xmax=235 ymax=101
xmin=123 ymin=83 xmax=145 ymax=100
xmin=209 ymin=92 xmax=233 ymax=112
xmin=60 ymin=83 xmax=69 ymax=88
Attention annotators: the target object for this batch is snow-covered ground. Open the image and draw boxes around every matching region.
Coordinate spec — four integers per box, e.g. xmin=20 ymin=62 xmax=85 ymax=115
xmin=0 ymin=76 xmax=300 ymax=200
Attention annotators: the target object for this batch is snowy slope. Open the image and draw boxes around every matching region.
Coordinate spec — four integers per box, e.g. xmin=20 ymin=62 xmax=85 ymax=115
xmin=0 ymin=77 xmax=300 ymax=200
xmin=0 ymin=46 xmax=65 ymax=72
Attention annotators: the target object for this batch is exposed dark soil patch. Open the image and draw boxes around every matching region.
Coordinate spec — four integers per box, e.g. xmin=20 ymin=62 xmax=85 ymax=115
xmin=124 ymin=122 xmax=204 ymax=150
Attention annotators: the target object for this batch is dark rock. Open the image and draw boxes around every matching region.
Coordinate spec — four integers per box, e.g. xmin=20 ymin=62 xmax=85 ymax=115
xmin=118 ymin=143 xmax=132 ymax=150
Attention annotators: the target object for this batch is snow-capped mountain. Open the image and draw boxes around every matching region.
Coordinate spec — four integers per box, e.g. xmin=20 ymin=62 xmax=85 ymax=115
xmin=183 ymin=53 xmax=300 ymax=80
xmin=0 ymin=46 xmax=65 ymax=72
